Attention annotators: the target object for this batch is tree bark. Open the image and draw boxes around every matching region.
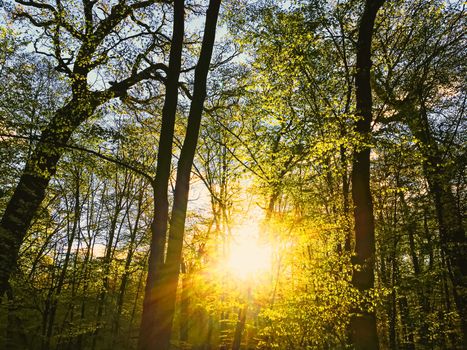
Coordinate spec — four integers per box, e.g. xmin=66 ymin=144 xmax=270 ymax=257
xmin=138 ymin=1 xmax=221 ymax=348
xmin=138 ymin=1 xmax=185 ymax=349
xmin=350 ymin=0 xmax=385 ymax=349
xmin=0 ymin=94 xmax=98 ymax=296
xmin=5 ymin=285 xmax=27 ymax=350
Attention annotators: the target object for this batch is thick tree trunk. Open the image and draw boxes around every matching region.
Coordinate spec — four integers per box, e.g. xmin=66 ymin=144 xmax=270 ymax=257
xmin=146 ymin=1 xmax=221 ymax=348
xmin=0 ymin=95 xmax=98 ymax=296
xmin=5 ymin=285 xmax=27 ymax=350
xmin=138 ymin=1 xmax=185 ymax=349
xmin=350 ymin=0 xmax=385 ymax=349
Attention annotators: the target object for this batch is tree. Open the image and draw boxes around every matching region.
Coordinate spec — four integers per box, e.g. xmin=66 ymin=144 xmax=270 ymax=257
xmin=138 ymin=0 xmax=185 ymax=348
xmin=349 ymin=0 xmax=385 ymax=349
xmin=0 ymin=0 xmax=171 ymax=295
xmin=1 ymin=0 xmax=465 ymax=348
xmin=373 ymin=0 xmax=466 ymax=341
xmin=139 ymin=1 xmax=222 ymax=349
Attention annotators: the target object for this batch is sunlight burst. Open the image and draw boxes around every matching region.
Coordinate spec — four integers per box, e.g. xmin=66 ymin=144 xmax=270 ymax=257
xmin=224 ymin=225 xmax=272 ymax=280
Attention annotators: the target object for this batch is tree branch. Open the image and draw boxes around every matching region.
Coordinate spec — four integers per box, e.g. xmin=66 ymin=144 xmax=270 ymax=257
xmin=0 ymin=133 xmax=155 ymax=185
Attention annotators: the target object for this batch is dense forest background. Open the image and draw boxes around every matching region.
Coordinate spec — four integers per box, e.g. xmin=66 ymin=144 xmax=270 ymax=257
xmin=0 ymin=0 xmax=465 ymax=349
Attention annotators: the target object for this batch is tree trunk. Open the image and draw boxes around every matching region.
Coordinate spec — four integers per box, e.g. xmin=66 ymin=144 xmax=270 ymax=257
xmin=399 ymin=194 xmax=431 ymax=346
xmin=398 ymin=296 xmax=415 ymax=350
xmin=0 ymin=0 xmax=164 ymax=296
xmin=0 ymin=96 xmax=98 ymax=295
xmin=91 ymin=174 xmax=127 ymax=350
xmin=43 ymin=171 xmax=82 ymax=350
xmin=139 ymin=1 xmax=221 ymax=348
xmin=349 ymin=0 xmax=385 ymax=349
xmin=113 ymin=189 xmax=144 ymax=341
xmin=138 ymin=1 xmax=185 ymax=348
xmin=5 ymin=285 xmax=27 ymax=350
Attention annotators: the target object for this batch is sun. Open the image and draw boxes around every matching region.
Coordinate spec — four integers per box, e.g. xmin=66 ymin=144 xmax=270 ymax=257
xmin=223 ymin=224 xmax=272 ymax=280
